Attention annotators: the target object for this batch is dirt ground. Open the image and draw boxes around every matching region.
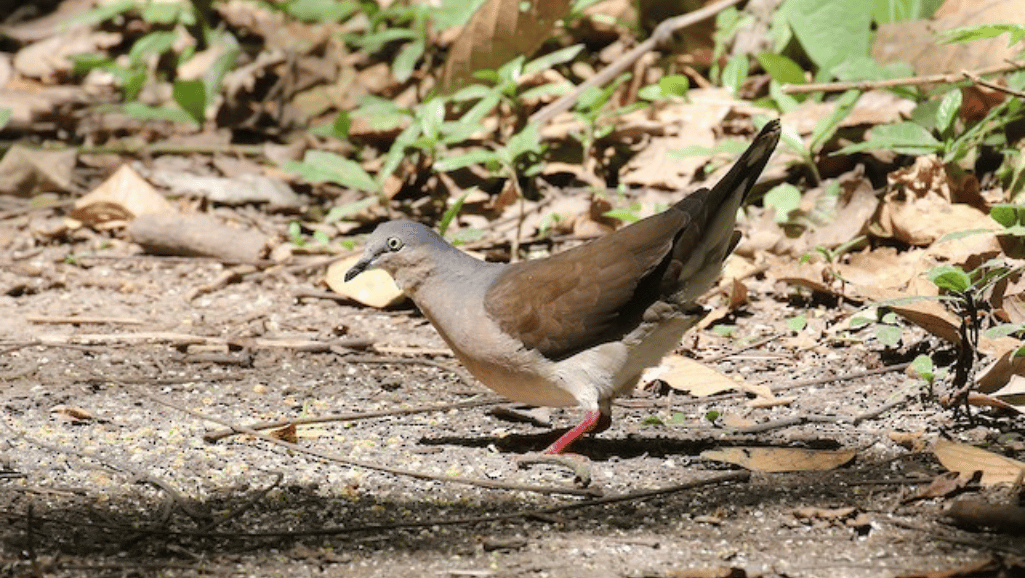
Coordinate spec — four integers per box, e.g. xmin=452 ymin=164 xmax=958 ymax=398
xmin=0 ymin=225 xmax=1023 ymax=578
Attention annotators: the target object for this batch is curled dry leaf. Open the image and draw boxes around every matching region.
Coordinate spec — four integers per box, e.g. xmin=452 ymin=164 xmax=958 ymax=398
xmin=441 ymin=0 xmax=572 ymax=89
xmin=0 ymin=144 xmax=76 ymax=195
xmin=641 ymin=354 xmax=773 ymax=399
xmin=269 ymin=423 xmax=298 ymax=444
xmin=933 ymin=438 xmax=1025 ymax=486
xmin=875 ymin=155 xmax=997 ymax=246
xmin=325 ymin=254 xmax=405 ymax=309
xmin=873 ymin=0 xmax=1025 ymax=75
xmin=50 ymin=404 xmax=94 ymax=424
xmin=71 ymin=165 xmax=175 ymax=227
xmin=701 ymin=447 xmax=857 ymax=472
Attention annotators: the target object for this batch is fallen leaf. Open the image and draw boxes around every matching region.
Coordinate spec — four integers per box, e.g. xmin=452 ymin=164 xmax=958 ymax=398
xmin=71 ymin=165 xmax=175 ymax=227
xmin=50 ymin=405 xmax=94 ymax=424
xmin=325 ymin=254 xmax=405 ymax=309
xmin=873 ymin=0 xmax=1025 ymax=76
xmin=933 ymin=438 xmax=1025 ymax=486
xmin=909 ymin=471 xmax=980 ymax=501
xmin=442 ymin=0 xmax=572 ymax=89
xmin=642 ymin=355 xmax=772 ymax=399
xmin=701 ymin=447 xmax=857 ymax=472
xmin=269 ymin=423 xmax=298 ymax=443
xmin=0 ymin=144 xmax=76 ymax=195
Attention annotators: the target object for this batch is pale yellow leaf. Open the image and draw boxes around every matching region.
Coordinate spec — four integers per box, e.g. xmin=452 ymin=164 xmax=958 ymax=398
xmin=701 ymin=447 xmax=857 ymax=472
xmin=933 ymin=438 xmax=1025 ymax=486
xmin=325 ymin=255 xmax=405 ymax=309
xmin=642 ymin=355 xmax=772 ymax=398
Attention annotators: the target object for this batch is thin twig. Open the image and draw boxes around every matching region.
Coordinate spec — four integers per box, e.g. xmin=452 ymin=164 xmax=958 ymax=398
xmin=781 ymin=61 xmax=1025 ymax=94
xmin=1 ymin=470 xmax=749 ymax=539
xmin=125 ymin=384 xmax=598 ymax=497
xmin=529 ymin=0 xmax=744 ymax=126
xmin=203 ymin=398 xmax=502 ymax=443
xmin=962 ymin=69 xmax=1025 ymax=99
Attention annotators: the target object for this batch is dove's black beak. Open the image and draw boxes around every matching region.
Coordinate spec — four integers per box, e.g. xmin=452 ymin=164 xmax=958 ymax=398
xmin=344 ymin=259 xmax=370 ymax=282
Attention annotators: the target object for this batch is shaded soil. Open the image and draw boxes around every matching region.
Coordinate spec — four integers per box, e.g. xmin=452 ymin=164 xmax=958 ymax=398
xmin=0 ymin=238 xmax=1023 ymax=578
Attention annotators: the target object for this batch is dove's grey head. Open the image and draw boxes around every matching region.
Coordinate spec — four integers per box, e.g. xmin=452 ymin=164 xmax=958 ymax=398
xmin=345 ymin=220 xmax=473 ymax=294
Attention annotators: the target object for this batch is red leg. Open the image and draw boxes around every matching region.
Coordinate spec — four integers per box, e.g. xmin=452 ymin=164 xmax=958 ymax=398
xmin=542 ymin=409 xmax=607 ymax=455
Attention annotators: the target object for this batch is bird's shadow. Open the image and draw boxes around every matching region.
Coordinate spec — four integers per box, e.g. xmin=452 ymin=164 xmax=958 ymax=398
xmin=418 ymin=430 xmax=843 ymax=461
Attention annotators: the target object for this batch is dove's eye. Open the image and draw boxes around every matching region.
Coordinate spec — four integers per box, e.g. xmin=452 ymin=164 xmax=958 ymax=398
xmin=386 ymin=237 xmax=403 ymax=251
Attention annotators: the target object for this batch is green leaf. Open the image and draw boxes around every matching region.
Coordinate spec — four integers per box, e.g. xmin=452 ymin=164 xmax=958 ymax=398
xmin=438 ymin=191 xmax=470 ymax=237
xmin=433 ymin=149 xmax=499 ymax=173
xmin=0 ymin=108 xmax=11 ymax=131
xmin=324 ymin=197 xmax=378 ymax=223
xmin=721 ymin=54 xmax=749 ymax=95
xmin=285 ymin=150 xmax=378 ymax=192
xmin=141 ymin=1 xmax=193 ymax=24
xmin=523 ymin=45 xmax=584 ymax=77
xmin=504 ymin=124 xmax=541 ymax=162
xmin=837 ymin=121 xmax=942 ymax=156
xmin=875 ymin=324 xmax=903 ymax=347
xmin=354 ymin=28 xmax=416 ymax=52
xmin=757 ymin=53 xmax=805 ymax=85
xmin=873 ymin=0 xmax=944 ymax=24
xmin=284 ymin=0 xmax=358 ymax=22
xmin=202 ymin=32 xmax=240 ymax=106
xmin=418 ymin=98 xmax=446 ymax=141
xmin=123 ymin=102 xmax=196 ymax=124
xmin=62 ymin=0 xmax=135 ymax=28
xmin=393 ymin=40 xmax=424 ymax=83
xmin=172 ymin=79 xmax=206 ymax=125
xmin=287 ymin=221 xmax=303 ymax=245
xmin=128 ymin=31 xmax=175 ymax=66
xmin=658 ymin=74 xmax=691 ymax=96
xmin=520 ymin=80 xmax=573 ymax=102
xmin=984 ymin=323 xmax=1025 ymax=339
xmin=763 ymin=183 xmax=802 ymax=223
xmin=938 ymin=23 xmax=1025 ymax=46
xmin=991 ymin=203 xmax=1025 ymax=228
xmin=780 ymin=0 xmax=873 ymax=74
xmin=849 ymin=316 xmax=872 ymax=329
xmin=935 ymin=89 xmax=962 ymax=134
xmin=909 ymin=353 xmax=934 ymax=381
xmin=704 ymin=410 xmax=720 ymax=423
xmin=810 ymin=90 xmax=860 ymax=152
xmin=927 ymin=265 xmax=971 ymax=293
xmin=787 ymin=314 xmax=807 ymax=332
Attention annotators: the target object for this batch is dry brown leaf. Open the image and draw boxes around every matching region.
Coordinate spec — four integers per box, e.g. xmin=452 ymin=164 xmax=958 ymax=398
xmin=889 ymin=430 xmax=929 ymax=452
xmin=441 ymin=0 xmax=572 ymax=89
xmin=875 ymin=155 xmax=998 ymax=246
xmin=855 ymin=286 xmax=961 ymax=344
xmin=71 ymin=165 xmax=175 ymax=228
xmin=0 ymin=144 xmax=76 ymax=195
xmin=618 ymin=90 xmax=738 ymax=190
xmin=50 ymin=405 xmax=94 ymax=424
xmin=642 ymin=355 xmax=772 ymax=399
xmin=269 ymin=423 xmax=298 ymax=444
xmin=799 ymin=169 xmax=878 ymax=251
xmin=325 ymin=254 xmax=405 ymax=309
xmin=701 ymin=447 xmax=857 ymax=472
xmin=908 ymin=471 xmax=979 ymax=501
xmin=978 ymin=374 xmax=1025 ymax=414
xmin=781 ymin=91 xmax=913 ymax=136
xmin=13 ymin=27 xmax=121 ymax=80
xmin=974 ymin=336 xmax=1025 ymax=392
xmin=873 ymin=0 xmax=1025 ymax=75
xmin=933 ymin=438 xmax=1025 ymax=486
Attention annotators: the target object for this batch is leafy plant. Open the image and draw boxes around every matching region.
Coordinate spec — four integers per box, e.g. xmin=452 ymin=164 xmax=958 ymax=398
xmin=71 ymin=1 xmax=238 ymax=127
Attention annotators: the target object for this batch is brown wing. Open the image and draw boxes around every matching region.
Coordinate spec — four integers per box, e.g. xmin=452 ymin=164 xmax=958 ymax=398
xmin=484 ymin=208 xmax=689 ymax=358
